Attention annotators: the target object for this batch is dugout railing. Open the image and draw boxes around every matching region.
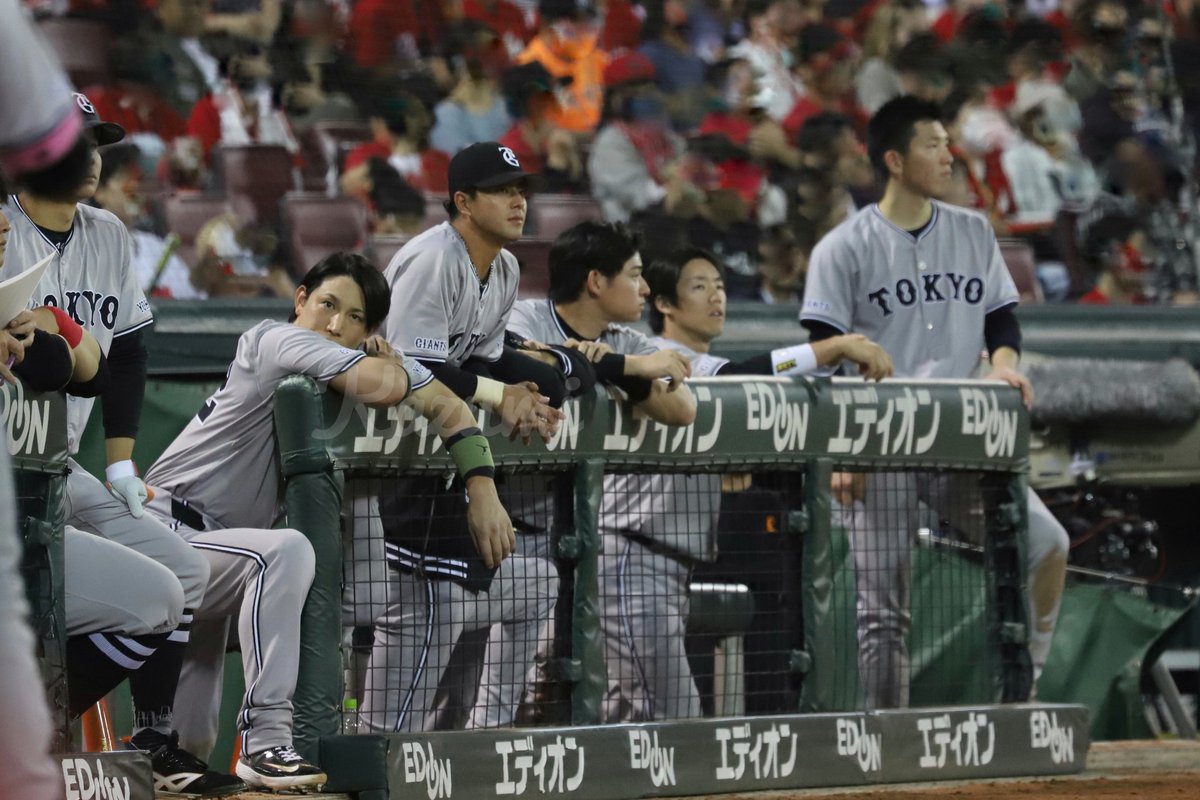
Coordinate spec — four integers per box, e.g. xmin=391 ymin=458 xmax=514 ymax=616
xmin=275 ymin=374 xmax=1089 ymax=799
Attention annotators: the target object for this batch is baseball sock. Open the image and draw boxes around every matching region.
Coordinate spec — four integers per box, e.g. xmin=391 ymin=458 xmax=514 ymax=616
xmin=130 ymin=608 xmax=194 ymax=738
xmin=67 ymin=630 xmax=169 ymax=718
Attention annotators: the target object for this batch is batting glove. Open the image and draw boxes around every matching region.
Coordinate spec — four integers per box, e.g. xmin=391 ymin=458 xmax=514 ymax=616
xmin=106 ymin=460 xmax=148 ymax=519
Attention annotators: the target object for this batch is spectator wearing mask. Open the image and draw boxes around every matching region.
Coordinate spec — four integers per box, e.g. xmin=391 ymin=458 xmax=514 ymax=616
xmin=430 ymin=23 xmax=514 ymax=154
xmin=638 ymin=0 xmax=709 ymax=130
xmin=184 ymin=36 xmax=301 ymax=165
xmin=498 ymin=61 xmax=586 ymax=191
xmin=589 ymin=52 xmax=687 ymax=222
xmin=727 ymin=0 xmax=807 ymax=122
xmin=517 ymin=0 xmax=609 ymax=134
xmin=342 ymin=95 xmax=450 ymax=196
xmin=92 ymin=143 xmax=207 ymax=300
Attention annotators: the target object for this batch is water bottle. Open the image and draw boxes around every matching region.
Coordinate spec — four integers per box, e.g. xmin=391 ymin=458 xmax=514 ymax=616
xmin=342 ymin=697 xmax=361 ymax=735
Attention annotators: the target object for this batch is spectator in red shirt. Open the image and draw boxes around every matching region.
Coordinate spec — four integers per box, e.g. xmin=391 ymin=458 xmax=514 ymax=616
xmin=341 ymin=95 xmax=449 ymax=197
xmin=597 ymin=0 xmax=643 ymax=51
xmin=782 ymin=23 xmax=868 ymax=142
xmin=348 ymin=0 xmax=446 ymax=71
xmin=1078 ymin=213 xmax=1150 ymax=304
xmin=497 ymin=61 xmax=585 ymax=191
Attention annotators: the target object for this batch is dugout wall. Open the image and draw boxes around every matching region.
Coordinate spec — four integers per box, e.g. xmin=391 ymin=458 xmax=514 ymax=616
xmin=274 ymin=374 xmax=1089 ymax=798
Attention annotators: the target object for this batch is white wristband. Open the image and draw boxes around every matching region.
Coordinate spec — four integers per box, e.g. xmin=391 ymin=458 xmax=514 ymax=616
xmin=472 ymin=376 xmax=505 ymax=410
xmin=770 ymin=344 xmax=818 ymax=377
xmin=105 ymin=459 xmax=137 ymax=482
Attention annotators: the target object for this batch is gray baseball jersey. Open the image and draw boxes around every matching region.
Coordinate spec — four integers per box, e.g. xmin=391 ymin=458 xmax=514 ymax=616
xmin=1 ymin=197 xmax=153 ymax=453
xmin=381 ymin=221 xmax=521 ymax=366
xmin=508 ymin=299 xmax=718 ymax=562
xmin=801 ymin=201 xmax=1018 ymax=379
xmin=147 ymin=320 xmax=432 ymax=529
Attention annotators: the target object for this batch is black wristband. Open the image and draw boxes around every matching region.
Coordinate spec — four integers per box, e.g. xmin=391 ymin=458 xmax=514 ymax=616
xmin=593 ymin=352 xmax=626 ymax=382
xmin=613 ymin=375 xmax=653 ymax=404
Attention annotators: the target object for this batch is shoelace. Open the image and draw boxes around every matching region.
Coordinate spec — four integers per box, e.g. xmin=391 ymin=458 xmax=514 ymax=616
xmin=271 ymin=747 xmax=305 ymax=764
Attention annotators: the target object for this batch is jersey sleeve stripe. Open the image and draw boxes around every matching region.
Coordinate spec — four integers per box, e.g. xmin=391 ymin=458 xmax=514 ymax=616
xmin=797 ymin=312 xmax=849 ymax=332
xmin=409 ymin=371 xmax=436 ymax=392
xmin=985 ymin=298 xmax=1019 ymax=314
xmin=113 ymin=317 xmax=155 ymax=337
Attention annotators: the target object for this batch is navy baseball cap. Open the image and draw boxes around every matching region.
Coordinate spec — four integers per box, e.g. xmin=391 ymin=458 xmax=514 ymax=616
xmin=72 ymin=92 xmax=126 ymax=146
xmin=447 ymin=141 xmax=544 ymax=197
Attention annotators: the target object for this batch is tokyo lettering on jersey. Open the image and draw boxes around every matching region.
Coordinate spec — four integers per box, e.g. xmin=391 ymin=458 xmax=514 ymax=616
xmin=381 ymin=222 xmax=521 ymax=366
xmin=0 ymin=196 xmax=153 ymax=452
xmin=801 ymin=201 xmax=1018 ymax=379
xmin=508 ymin=298 xmax=719 ymax=562
xmin=146 ymin=320 xmax=432 ymax=529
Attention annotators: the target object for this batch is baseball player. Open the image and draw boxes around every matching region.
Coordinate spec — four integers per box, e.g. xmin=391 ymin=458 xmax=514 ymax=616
xmin=0 ymin=95 xmax=239 ymax=795
xmin=362 ymin=141 xmax=569 ymax=733
xmin=800 ymin=95 xmax=1069 ymax=708
xmin=506 ymin=221 xmax=702 ymax=722
xmin=144 ymin=252 xmax=515 ymax=787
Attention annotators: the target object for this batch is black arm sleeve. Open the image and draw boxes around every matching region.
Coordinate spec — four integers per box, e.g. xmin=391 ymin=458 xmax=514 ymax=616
xmin=11 ymin=329 xmax=73 ymax=391
xmin=66 ymin=352 xmax=110 ymax=398
xmin=483 ymin=347 xmax=570 ymax=408
xmin=716 ymin=352 xmax=774 ymax=375
xmin=801 ymin=319 xmax=842 ymax=342
xmin=418 ymin=358 xmax=480 ymax=401
xmin=100 ymin=330 xmax=147 ymax=440
xmin=540 ymin=345 xmax=598 ymax=398
xmin=984 ymin=304 xmax=1022 ymax=357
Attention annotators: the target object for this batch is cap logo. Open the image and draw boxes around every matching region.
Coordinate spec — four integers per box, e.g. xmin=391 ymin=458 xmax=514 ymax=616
xmin=73 ymin=93 xmax=96 ymax=114
xmin=499 ymin=146 xmax=520 ymax=168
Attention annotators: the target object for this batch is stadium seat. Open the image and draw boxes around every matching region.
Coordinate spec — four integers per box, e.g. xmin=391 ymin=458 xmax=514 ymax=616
xmin=509 ymin=238 xmax=554 ymax=298
xmin=421 ymin=193 xmax=448 ymax=232
xmin=305 ymin=120 xmax=374 ymax=192
xmin=216 ymin=144 xmax=298 ymax=228
xmin=367 ymin=234 xmax=412 ymax=270
xmin=527 ymin=194 xmax=601 ymax=240
xmin=161 ymin=192 xmax=234 ymax=269
xmin=38 ymin=18 xmax=114 ymax=88
xmin=281 ymin=193 xmax=369 ymax=278
xmin=998 ymin=238 xmax=1044 ymax=305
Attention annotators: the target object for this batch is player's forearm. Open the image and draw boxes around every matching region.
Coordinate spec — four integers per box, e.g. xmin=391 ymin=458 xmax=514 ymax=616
xmin=635 ymin=381 xmax=697 ymax=426
xmin=332 ymin=356 xmax=411 ymax=409
xmin=990 ymin=346 xmax=1020 ymax=372
xmin=69 ymin=331 xmax=103 ymax=383
xmin=406 ymin=379 xmax=480 ymax=440
xmin=105 ymin=437 xmax=135 ymax=466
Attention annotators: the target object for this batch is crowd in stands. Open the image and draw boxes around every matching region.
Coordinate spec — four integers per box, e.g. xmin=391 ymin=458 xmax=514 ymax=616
xmin=28 ymin=0 xmax=1200 ymax=305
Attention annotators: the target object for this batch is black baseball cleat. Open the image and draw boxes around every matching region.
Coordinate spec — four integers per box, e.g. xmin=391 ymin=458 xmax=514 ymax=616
xmin=129 ymin=730 xmax=247 ymax=797
xmin=236 ymin=745 xmax=327 ymax=791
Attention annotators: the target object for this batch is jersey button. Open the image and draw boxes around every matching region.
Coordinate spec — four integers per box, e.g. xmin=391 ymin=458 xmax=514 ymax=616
xmin=918 ymin=261 xmax=927 ymax=270
xmin=927 ymin=323 xmax=934 ymax=331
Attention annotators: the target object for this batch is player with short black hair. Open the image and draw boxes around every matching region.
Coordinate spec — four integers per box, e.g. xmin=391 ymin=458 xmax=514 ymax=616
xmin=801 ymin=95 xmax=1069 ymax=708
xmin=146 ymin=251 xmax=514 ymax=786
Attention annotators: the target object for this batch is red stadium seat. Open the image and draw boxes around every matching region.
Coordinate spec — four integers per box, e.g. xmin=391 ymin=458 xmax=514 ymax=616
xmin=527 ymin=195 xmax=601 ymax=240
xmin=161 ymin=193 xmax=234 ymax=268
xmin=366 ymin=234 xmax=412 ymax=270
xmin=509 ymin=238 xmax=554 ymax=298
xmin=281 ymin=193 xmax=370 ymax=278
xmin=998 ymin=238 xmax=1044 ymax=305
xmin=38 ymin=18 xmax=114 ymax=88
xmin=217 ymin=144 xmax=298 ymax=228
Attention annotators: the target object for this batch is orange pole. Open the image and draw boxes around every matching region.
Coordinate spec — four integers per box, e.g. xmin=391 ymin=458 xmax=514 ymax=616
xmin=81 ymin=697 xmax=117 ymax=752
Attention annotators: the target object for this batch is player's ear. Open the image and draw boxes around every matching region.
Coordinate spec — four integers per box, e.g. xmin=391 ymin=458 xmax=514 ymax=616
xmin=653 ymin=295 xmax=673 ymax=317
xmin=453 ymin=191 xmax=471 ymax=217
xmin=585 ymin=269 xmax=605 ymax=297
xmin=293 ymin=285 xmax=308 ymax=315
xmin=883 ymin=148 xmax=904 ymax=178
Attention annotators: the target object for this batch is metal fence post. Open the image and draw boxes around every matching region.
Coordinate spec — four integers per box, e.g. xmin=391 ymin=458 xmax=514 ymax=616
xmin=799 ymin=457 xmax=834 ymax=712
xmin=571 ymin=458 xmax=605 ymax=724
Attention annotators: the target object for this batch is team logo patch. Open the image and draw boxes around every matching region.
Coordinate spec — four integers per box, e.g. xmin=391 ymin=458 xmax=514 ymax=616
xmin=137 ymin=299 xmax=150 ymax=314
xmin=499 ymin=146 xmax=520 ymax=168
xmin=414 ymin=337 xmax=448 ymax=354
xmin=73 ymin=93 xmax=96 ymax=114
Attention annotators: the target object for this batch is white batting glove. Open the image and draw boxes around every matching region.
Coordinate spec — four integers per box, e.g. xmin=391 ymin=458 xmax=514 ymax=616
xmin=106 ymin=460 xmax=148 ymax=519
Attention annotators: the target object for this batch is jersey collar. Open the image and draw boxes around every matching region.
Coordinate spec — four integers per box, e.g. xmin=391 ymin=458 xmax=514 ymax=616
xmin=12 ymin=194 xmax=75 ymax=253
xmin=870 ymin=201 xmax=940 ymax=244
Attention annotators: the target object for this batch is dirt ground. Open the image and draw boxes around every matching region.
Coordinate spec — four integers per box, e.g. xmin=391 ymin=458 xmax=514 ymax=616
xmin=685 ymin=741 xmax=1200 ymax=800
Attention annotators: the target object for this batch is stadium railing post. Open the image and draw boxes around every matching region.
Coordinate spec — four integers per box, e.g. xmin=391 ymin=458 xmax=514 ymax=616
xmin=798 ymin=457 xmax=833 ymax=713
xmin=570 ymin=457 xmax=606 ymax=724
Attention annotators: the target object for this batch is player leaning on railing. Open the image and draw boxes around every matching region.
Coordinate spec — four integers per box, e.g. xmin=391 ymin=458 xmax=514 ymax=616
xmin=141 ymin=252 xmax=515 ymax=790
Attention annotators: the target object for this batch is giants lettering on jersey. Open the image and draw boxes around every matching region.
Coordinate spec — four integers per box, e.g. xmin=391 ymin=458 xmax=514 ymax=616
xmin=41 ymin=290 xmax=120 ymax=330
xmin=866 ymin=273 xmax=984 ymax=317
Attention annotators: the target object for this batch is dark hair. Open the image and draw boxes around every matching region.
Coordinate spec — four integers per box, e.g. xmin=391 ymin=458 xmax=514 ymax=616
xmin=442 ymin=188 xmax=478 ymax=220
xmin=644 ymin=246 xmax=725 ymax=334
xmin=99 ymin=143 xmax=141 ymax=187
xmin=796 ymin=111 xmax=853 ymax=156
xmin=291 ymin=252 xmax=391 ymax=330
xmin=867 ymin=94 xmax=945 ymax=179
xmin=547 ymin=220 xmax=642 ymax=303
xmin=368 ymin=159 xmax=425 ymax=217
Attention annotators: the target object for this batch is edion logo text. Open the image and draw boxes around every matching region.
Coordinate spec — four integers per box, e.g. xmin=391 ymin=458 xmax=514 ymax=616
xmin=835 ymin=717 xmax=881 ymax=773
xmin=1030 ymin=710 xmax=1075 ymax=765
xmin=402 ymin=741 xmax=453 ymax=799
xmin=628 ymin=730 xmax=676 ymax=787
xmin=62 ymin=758 xmax=131 ymax=800
xmin=2 ymin=380 xmax=51 ymax=456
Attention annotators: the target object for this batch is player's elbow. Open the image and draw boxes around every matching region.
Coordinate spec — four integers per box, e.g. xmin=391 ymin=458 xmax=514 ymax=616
xmin=641 ymin=384 xmax=697 ymax=427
